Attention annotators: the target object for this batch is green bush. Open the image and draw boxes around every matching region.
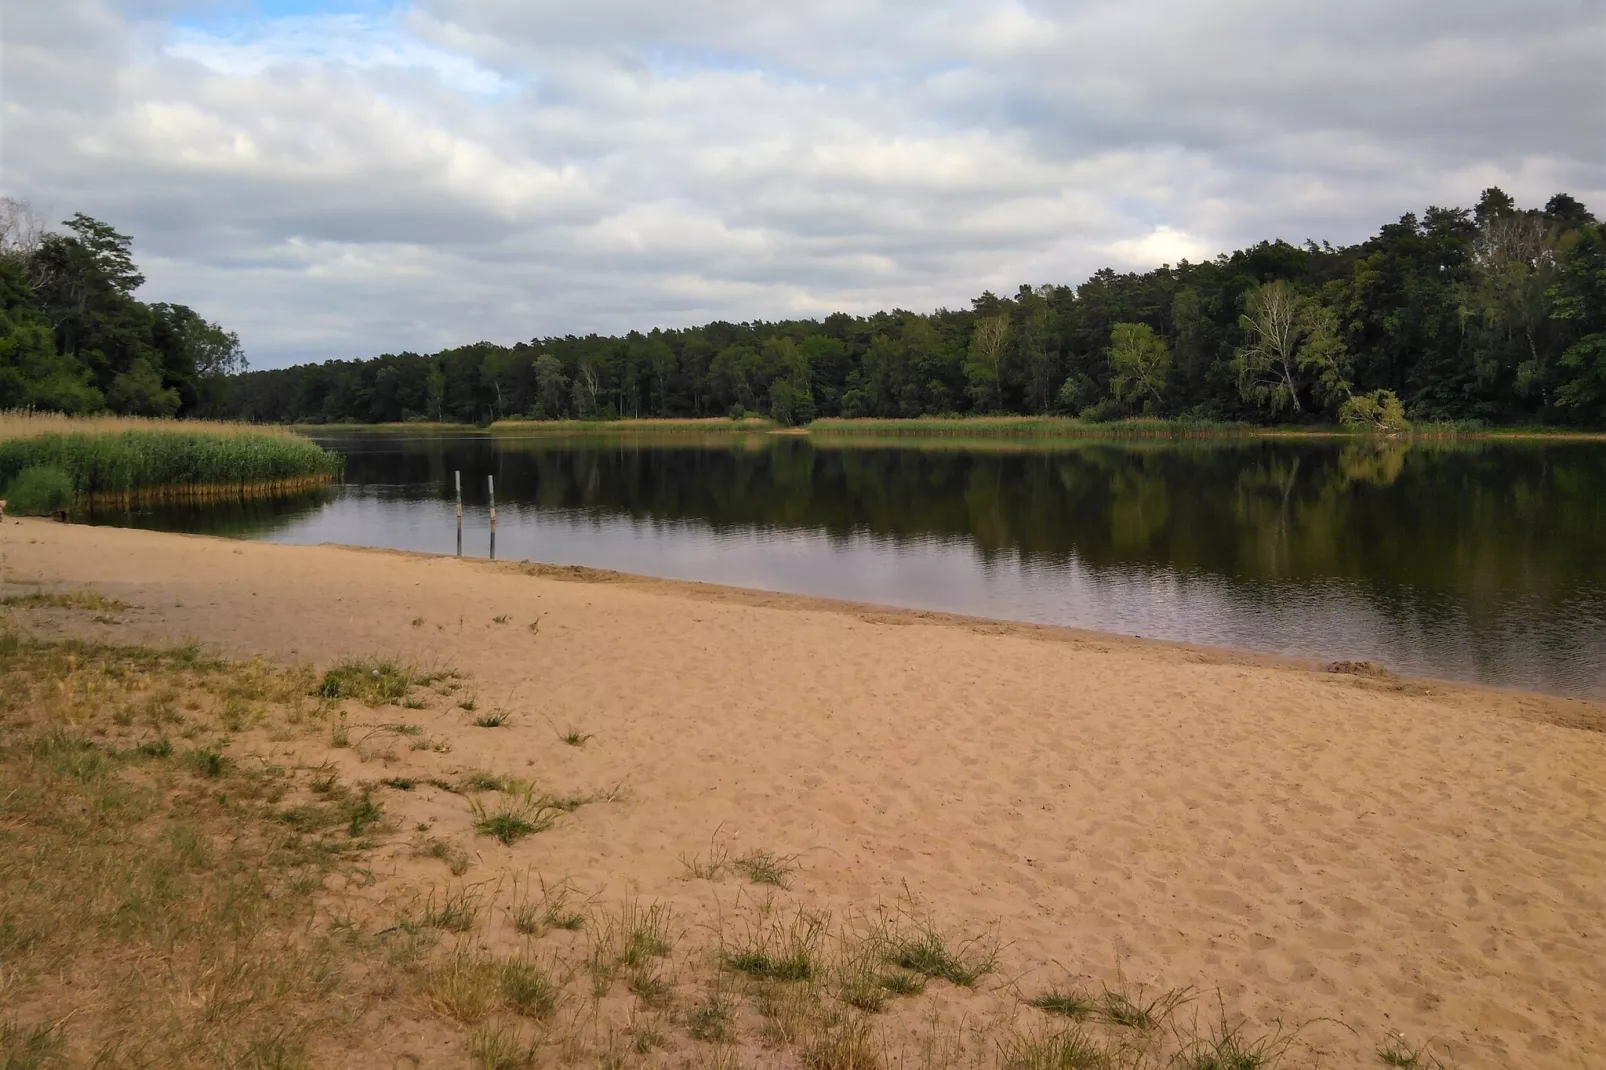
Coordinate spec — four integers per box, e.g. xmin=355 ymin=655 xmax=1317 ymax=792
xmin=3 ymin=465 xmax=76 ymax=515
xmin=1079 ymin=399 xmax=1127 ymax=424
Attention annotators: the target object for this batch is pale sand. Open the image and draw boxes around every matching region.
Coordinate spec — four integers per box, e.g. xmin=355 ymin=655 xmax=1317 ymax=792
xmin=3 ymin=519 xmax=1604 ymax=1067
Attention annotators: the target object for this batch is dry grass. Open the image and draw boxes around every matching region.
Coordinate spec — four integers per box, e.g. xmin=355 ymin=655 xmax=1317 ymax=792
xmin=0 ymin=633 xmax=372 ymax=1066
xmin=0 ymin=410 xmax=316 ymax=441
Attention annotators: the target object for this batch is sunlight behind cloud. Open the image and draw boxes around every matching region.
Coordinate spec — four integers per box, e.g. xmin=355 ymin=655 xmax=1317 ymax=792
xmin=1103 ymin=226 xmax=1215 ymax=268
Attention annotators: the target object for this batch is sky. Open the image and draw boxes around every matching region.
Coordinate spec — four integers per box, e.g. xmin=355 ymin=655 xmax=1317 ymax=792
xmin=2 ymin=0 xmax=1602 ymax=368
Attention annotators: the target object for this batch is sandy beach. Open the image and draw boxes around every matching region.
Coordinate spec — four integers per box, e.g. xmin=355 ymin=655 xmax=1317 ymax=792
xmin=2 ymin=518 xmax=1603 ymax=1068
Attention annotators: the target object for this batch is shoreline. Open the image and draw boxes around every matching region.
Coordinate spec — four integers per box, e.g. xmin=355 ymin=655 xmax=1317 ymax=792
xmin=397 ymin=546 xmax=1606 ymax=720
xmin=4 ymin=520 xmax=1604 ymax=1066
xmin=285 ymin=417 xmax=1606 ymax=443
xmin=19 ymin=515 xmax=1602 ymax=712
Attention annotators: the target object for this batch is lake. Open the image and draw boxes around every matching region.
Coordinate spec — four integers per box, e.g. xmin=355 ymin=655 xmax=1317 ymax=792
xmin=92 ymin=430 xmax=1606 ymax=698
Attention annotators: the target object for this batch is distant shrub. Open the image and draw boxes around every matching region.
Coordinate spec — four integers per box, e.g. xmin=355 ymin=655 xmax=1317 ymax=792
xmin=1339 ymin=389 xmax=1411 ymax=433
xmin=3 ymin=465 xmax=75 ymax=515
xmin=1079 ymin=399 xmax=1126 ymax=424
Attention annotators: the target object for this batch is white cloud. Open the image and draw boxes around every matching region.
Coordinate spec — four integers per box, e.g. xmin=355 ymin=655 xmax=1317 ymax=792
xmin=0 ymin=0 xmax=1600 ymax=367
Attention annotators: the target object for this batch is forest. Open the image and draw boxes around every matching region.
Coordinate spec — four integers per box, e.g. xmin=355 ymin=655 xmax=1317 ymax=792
xmin=0 ymin=200 xmax=245 ymax=419
xmin=3 ymin=190 xmax=1603 ymax=429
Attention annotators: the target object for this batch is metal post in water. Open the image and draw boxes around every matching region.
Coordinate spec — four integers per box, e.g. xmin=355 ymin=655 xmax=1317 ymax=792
xmin=488 ymin=474 xmax=497 ymax=560
xmin=455 ymin=470 xmax=463 ymax=557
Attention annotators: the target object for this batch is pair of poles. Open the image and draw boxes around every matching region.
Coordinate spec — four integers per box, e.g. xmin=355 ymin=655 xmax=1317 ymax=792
xmin=455 ymin=471 xmax=496 ymax=559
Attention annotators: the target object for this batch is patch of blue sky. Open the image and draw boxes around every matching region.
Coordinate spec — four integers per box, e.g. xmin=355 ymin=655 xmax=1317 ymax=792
xmin=163 ymin=3 xmax=514 ymax=97
xmin=170 ymin=0 xmax=394 ymax=27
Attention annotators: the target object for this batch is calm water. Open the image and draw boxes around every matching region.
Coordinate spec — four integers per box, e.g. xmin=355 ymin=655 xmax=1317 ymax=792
xmin=92 ymin=431 xmax=1606 ymax=698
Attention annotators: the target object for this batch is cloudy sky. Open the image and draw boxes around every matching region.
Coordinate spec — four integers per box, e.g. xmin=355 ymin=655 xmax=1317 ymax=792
xmin=3 ymin=0 xmax=1602 ymax=367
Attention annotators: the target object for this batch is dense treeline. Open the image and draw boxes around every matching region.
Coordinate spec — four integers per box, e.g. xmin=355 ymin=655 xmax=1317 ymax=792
xmin=218 ymin=189 xmax=1606 ymax=429
xmin=0 ymin=200 xmax=244 ymax=417
xmin=5 ymin=190 xmax=1603 ymax=428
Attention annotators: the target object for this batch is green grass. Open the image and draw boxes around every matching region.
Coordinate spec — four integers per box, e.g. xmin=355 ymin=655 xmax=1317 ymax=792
xmin=0 ymin=423 xmax=340 ymax=506
xmin=419 ymin=885 xmax=484 ymax=932
xmin=731 ymin=848 xmax=799 ymax=888
xmin=1 ymin=589 xmax=130 ymax=612
xmin=314 ymin=659 xmax=415 ymax=705
xmin=1028 ymin=990 xmax=1095 ymax=1019
xmin=472 ymin=711 xmax=511 ymax=728
xmin=679 ymin=831 xmax=796 ymax=887
xmin=412 ymin=835 xmax=472 ymax=876
xmin=501 ymin=958 xmax=560 ymax=1017
xmin=2 ymin=464 xmax=74 ymax=515
xmin=686 ymin=1000 xmax=734 ymax=1042
xmin=468 ymin=1023 xmax=538 ymax=1070
xmin=876 ymin=916 xmax=999 ymax=987
xmin=181 ymin=746 xmax=229 ymax=779
xmin=1376 ymin=1034 xmax=1453 ymax=1069
xmin=460 ymin=770 xmax=520 ymax=793
xmin=468 ymin=790 xmax=563 ymax=845
xmin=725 ymin=907 xmax=825 ymax=982
xmin=1000 ymin=1023 xmax=1113 ymax=1070
xmin=510 ymin=876 xmax=587 ymax=935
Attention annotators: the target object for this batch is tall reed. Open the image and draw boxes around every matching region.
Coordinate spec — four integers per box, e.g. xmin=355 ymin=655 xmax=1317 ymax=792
xmin=0 ymin=413 xmax=340 ymax=507
xmin=804 ymin=415 xmax=1266 ymax=439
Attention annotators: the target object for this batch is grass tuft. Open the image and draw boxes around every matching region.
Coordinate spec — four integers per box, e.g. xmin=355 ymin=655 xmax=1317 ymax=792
xmin=413 ymin=835 xmax=473 ymax=876
xmin=803 ymin=1013 xmax=880 ymax=1070
xmin=725 ymin=906 xmax=825 ymax=982
xmin=501 ymin=958 xmax=560 ymax=1018
xmin=469 ymin=1023 xmax=537 ymax=1070
xmin=686 ymin=999 xmax=734 ymax=1043
xmin=1090 ymin=978 xmax=1191 ymax=1032
xmin=732 ymin=848 xmax=799 ymax=888
xmin=511 ymin=876 xmax=587 ymax=935
xmin=1376 ymin=1033 xmax=1453 ymax=1069
xmin=419 ymin=885 xmax=484 ymax=933
xmin=469 ymin=790 xmax=561 ymax=845
xmin=314 ymin=659 xmax=415 ymax=705
xmin=1028 ymin=989 xmax=1094 ymax=1020
xmin=181 ymin=746 xmax=230 ymax=779
xmin=874 ymin=913 xmax=999 ymax=987
xmin=1000 ymin=1023 xmax=1113 ymax=1070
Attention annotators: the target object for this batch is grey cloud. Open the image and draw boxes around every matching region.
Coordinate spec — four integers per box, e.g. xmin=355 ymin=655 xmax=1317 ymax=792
xmin=0 ymin=0 xmax=1599 ymax=367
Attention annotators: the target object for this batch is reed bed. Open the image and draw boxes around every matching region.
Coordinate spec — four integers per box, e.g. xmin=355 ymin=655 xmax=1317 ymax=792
xmin=0 ymin=411 xmax=315 ymax=441
xmin=806 ymin=416 xmax=1605 ymax=441
xmin=492 ymin=416 xmax=778 ymax=434
xmin=0 ymin=412 xmax=340 ymax=511
xmin=804 ymin=416 xmax=1267 ymax=439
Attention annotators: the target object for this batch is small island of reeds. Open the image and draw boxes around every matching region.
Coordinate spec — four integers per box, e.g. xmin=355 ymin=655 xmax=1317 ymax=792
xmin=0 ymin=413 xmax=341 ymax=515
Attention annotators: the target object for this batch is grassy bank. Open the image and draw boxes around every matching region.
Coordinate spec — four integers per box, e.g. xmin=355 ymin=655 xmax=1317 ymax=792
xmin=807 ymin=416 xmax=1259 ymax=439
xmin=492 ymin=417 xmax=778 ymax=434
xmin=806 ymin=415 xmax=1606 ymax=441
xmin=0 ymin=413 xmax=341 ymax=513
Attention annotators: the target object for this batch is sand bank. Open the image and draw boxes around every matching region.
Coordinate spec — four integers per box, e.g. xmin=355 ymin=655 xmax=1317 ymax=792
xmin=2 ymin=519 xmax=1602 ymax=1067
